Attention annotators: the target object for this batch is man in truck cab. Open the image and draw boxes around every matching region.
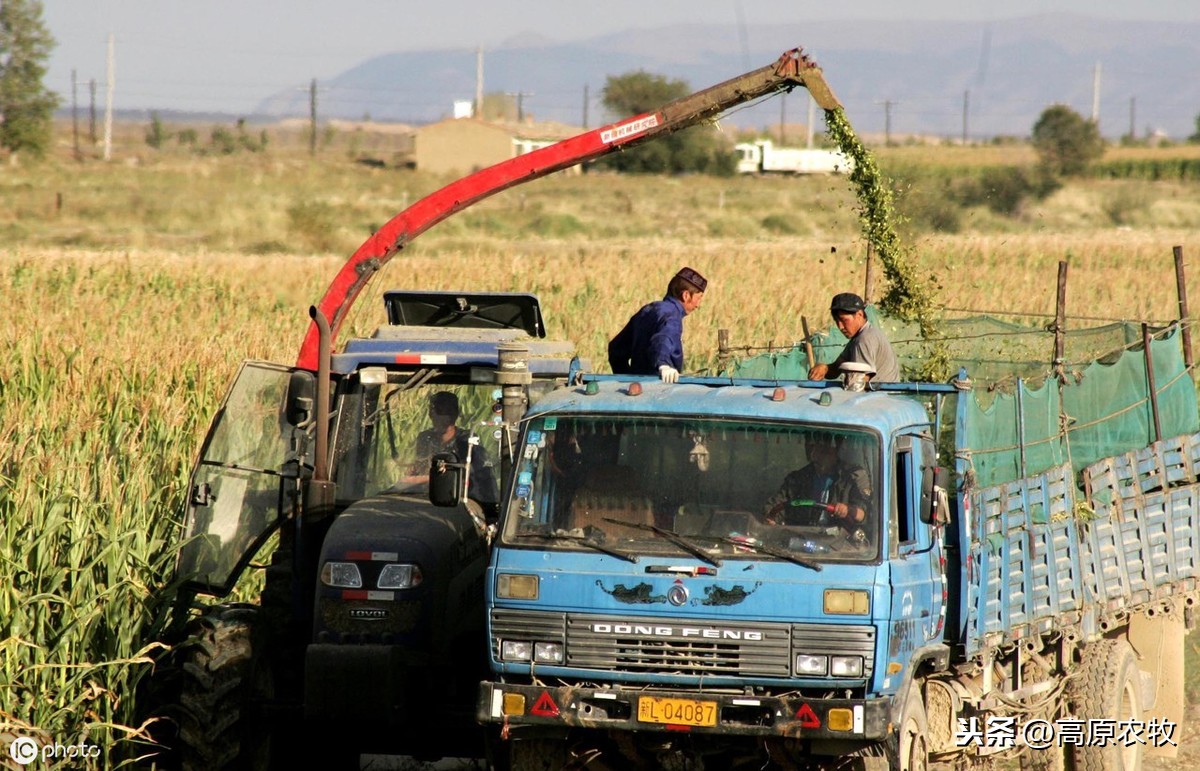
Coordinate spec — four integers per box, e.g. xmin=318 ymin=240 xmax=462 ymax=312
xmin=763 ymin=431 xmax=873 ymax=531
xmin=608 ymin=267 xmax=707 ymax=383
xmin=396 ymin=391 xmax=499 ymax=510
xmin=807 ymin=292 xmax=900 ymax=382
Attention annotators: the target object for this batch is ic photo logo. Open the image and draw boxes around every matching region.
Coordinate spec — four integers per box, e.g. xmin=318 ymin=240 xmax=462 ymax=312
xmin=7 ymin=736 xmax=102 ymax=765
xmin=8 ymin=737 xmax=38 ymax=766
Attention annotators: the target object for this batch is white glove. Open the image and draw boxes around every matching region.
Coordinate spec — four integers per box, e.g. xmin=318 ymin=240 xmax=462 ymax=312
xmin=659 ymin=365 xmax=680 ymax=383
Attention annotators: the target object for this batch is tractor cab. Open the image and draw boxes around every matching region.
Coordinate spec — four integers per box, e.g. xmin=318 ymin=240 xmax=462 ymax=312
xmin=168 ymin=291 xmax=583 ymax=765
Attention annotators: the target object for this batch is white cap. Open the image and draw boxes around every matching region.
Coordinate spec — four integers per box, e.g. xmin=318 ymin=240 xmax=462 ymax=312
xmin=839 ymin=361 xmax=875 ymax=375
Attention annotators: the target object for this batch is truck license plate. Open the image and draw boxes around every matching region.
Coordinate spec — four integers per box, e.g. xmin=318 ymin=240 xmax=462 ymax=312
xmin=637 ymin=696 xmax=718 ymax=727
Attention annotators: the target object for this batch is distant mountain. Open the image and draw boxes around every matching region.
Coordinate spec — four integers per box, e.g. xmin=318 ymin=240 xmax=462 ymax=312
xmin=255 ymin=15 xmax=1200 ymax=141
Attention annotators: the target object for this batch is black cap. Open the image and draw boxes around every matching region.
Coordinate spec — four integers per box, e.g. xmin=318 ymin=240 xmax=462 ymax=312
xmin=429 ymin=391 xmax=459 ymax=416
xmin=830 ymin=292 xmax=866 ymax=313
xmin=675 ymin=267 xmax=708 ymax=293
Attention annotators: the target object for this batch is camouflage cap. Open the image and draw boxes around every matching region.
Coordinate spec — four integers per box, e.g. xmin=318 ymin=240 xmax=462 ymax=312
xmin=675 ymin=267 xmax=708 ymax=293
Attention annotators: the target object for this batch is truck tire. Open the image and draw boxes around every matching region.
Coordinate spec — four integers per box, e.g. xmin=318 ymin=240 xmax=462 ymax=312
xmin=898 ymin=681 xmax=928 ymax=771
xmin=1067 ymin=638 xmax=1143 ymax=771
xmin=177 ymin=605 xmax=272 ymax=771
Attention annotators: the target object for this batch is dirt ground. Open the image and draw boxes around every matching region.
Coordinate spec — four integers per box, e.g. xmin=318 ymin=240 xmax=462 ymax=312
xmin=358 ymin=702 xmax=1200 ymax=769
xmin=1145 ymin=703 xmax=1200 ymax=769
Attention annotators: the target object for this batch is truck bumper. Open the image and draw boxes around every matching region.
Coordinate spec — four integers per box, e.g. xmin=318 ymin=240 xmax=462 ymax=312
xmin=478 ymin=681 xmax=891 ymax=741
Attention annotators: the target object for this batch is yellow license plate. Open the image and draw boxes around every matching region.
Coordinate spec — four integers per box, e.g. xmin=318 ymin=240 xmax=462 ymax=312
xmin=637 ymin=696 xmax=718 ymax=727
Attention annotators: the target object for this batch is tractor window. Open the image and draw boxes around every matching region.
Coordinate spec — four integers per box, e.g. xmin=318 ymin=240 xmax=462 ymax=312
xmin=333 ymin=382 xmax=502 ymax=506
xmin=178 ymin=361 xmax=296 ymax=595
xmin=502 ymin=415 xmax=881 ymax=564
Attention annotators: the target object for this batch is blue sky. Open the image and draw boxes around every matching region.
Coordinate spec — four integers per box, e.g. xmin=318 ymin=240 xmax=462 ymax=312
xmin=43 ymin=0 xmax=1200 ymax=114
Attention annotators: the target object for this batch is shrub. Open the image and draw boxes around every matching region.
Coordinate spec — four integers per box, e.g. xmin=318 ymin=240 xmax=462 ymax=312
xmin=529 ymin=212 xmax=585 ymax=238
xmin=760 ymin=213 xmax=802 ymax=234
xmin=286 ymin=199 xmax=342 ymax=253
xmin=144 ymin=113 xmax=170 ymax=149
xmin=1032 ymin=105 xmax=1104 ymax=177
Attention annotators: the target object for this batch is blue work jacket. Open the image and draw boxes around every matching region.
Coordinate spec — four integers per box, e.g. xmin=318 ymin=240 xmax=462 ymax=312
xmin=607 ymin=295 xmax=686 ymax=375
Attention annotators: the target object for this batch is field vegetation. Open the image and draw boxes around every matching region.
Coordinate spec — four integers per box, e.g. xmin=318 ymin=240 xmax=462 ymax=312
xmin=2 ymin=119 xmax=1199 ymax=764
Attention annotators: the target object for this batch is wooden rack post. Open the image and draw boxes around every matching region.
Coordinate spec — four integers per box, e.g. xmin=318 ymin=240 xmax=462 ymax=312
xmin=1174 ymin=245 xmax=1193 ymax=370
xmin=1143 ymin=323 xmax=1163 ymax=444
xmin=1054 ymin=261 xmax=1068 ymax=382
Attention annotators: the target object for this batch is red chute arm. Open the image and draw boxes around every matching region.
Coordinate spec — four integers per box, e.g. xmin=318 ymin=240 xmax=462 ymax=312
xmin=296 ymin=47 xmax=838 ymax=370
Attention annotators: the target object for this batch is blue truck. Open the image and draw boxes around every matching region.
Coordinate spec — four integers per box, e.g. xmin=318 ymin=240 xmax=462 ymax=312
xmin=477 ymin=324 xmax=1200 ymax=771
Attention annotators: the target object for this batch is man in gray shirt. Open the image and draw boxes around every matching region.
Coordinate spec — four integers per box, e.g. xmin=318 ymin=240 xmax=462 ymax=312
xmin=807 ymin=292 xmax=900 ymax=382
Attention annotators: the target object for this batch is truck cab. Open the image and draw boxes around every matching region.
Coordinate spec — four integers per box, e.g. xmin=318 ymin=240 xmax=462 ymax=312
xmin=478 ymin=374 xmax=952 ymax=769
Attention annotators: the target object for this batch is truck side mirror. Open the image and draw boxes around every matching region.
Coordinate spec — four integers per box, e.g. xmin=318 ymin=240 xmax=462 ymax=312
xmin=285 ymin=370 xmax=316 ymax=428
xmin=429 ymin=451 xmax=464 ymax=508
xmin=920 ymin=466 xmax=951 ymax=525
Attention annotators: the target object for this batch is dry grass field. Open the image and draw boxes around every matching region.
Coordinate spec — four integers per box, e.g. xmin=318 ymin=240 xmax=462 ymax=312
xmin=2 ymin=120 xmax=1200 ymax=764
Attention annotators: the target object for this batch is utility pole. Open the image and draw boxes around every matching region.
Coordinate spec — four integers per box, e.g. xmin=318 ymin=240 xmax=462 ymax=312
xmin=506 ymin=91 xmax=534 ymax=123
xmin=475 ymin=46 xmax=484 ymax=119
xmin=582 ymin=84 xmax=589 ymax=129
xmin=881 ymin=100 xmax=895 ymax=146
xmin=71 ymin=69 xmax=81 ymax=161
xmin=1091 ymin=61 xmax=1101 ymax=126
xmin=1128 ymin=96 xmax=1136 ymax=142
xmin=962 ymin=90 xmax=969 ymax=145
xmin=103 ymin=33 xmax=114 ymax=161
xmin=309 ymin=78 xmax=318 ymax=156
xmin=89 ymin=79 xmax=97 ymax=145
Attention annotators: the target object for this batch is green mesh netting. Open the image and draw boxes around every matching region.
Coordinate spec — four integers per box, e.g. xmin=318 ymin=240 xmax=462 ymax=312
xmin=727 ymin=312 xmax=1199 ymax=489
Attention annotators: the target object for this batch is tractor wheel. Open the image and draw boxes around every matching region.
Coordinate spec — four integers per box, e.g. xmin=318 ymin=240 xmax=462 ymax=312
xmin=177 ymin=604 xmax=272 ymax=771
xmin=1067 ymin=638 xmax=1143 ymax=771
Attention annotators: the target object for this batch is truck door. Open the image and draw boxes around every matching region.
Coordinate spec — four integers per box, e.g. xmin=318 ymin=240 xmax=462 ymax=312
xmin=177 ymin=361 xmax=305 ymax=596
xmin=888 ymin=434 xmax=944 ymax=670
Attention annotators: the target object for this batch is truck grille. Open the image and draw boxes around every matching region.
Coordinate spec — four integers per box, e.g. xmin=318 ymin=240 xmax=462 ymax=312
xmin=792 ymin=622 xmax=876 ymax=679
xmin=491 ymin=609 xmax=875 ymax=680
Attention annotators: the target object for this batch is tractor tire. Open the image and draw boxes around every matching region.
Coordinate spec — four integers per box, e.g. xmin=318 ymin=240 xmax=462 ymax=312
xmin=177 ymin=604 xmax=272 ymax=771
xmin=1067 ymin=638 xmax=1143 ymax=771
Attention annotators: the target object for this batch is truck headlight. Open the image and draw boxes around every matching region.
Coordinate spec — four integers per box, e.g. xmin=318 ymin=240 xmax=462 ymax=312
xmin=501 ymin=640 xmax=533 ymax=661
xmin=378 ymin=563 xmax=422 ymax=589
xmin=831 ymin=655 xmax=864 ymax=677
xmin=796 ymin=654 xmax=828 ymax=676
xmin=497 ymin=573 xmax=539 ymax=600
xmin=534 ymin=642 xmax=564 ymax=663
xmin=320 ymin=561 xmax=363 ymax=588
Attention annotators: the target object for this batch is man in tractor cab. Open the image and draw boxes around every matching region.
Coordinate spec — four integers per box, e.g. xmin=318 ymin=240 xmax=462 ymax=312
xmin=396 ymin=391 xmax=499 ymax=510
xmin=608 ymin=267 xmax=707 ymax=383
xmin=807 ymin=292 xmax=900 ymax=382
xmin=763 ymin=431 xmax=872 ymax=530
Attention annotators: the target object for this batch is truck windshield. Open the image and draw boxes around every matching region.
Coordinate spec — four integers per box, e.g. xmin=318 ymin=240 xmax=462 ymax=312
xmin=502 ymin=415 xmax=880 ymax=563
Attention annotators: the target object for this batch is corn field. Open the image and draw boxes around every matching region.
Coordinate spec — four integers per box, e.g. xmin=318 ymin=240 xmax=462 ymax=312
xmin=2 ymin=151 xmax=1200 ymax=766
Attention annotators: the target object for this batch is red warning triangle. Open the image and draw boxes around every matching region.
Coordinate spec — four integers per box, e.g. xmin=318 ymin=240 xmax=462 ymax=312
xmin=530 ymin=692 xmax=560 ymax=717
xmin=795 ymin=703 xmax=821 ymax=728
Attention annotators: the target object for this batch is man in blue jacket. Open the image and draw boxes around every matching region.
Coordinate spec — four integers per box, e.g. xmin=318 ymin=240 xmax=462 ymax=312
xmin=608 ymin=267 xmax=707 ymax=383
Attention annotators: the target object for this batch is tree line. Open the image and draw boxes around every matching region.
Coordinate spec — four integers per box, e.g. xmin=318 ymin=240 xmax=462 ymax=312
xmin=5 ymin=1 xmax=1200 ymax=170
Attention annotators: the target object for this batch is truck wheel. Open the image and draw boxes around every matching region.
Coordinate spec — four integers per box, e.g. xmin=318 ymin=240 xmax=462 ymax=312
xmin=509 ymin=738 xmax=569 ymax=771
xmin=177 ymin=605 xmax=272 ymax=771
xmin=1068 ymin=638 xmax=1143 ymax=771
xmin=898 ymin=682 xmax=928 ymax=771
